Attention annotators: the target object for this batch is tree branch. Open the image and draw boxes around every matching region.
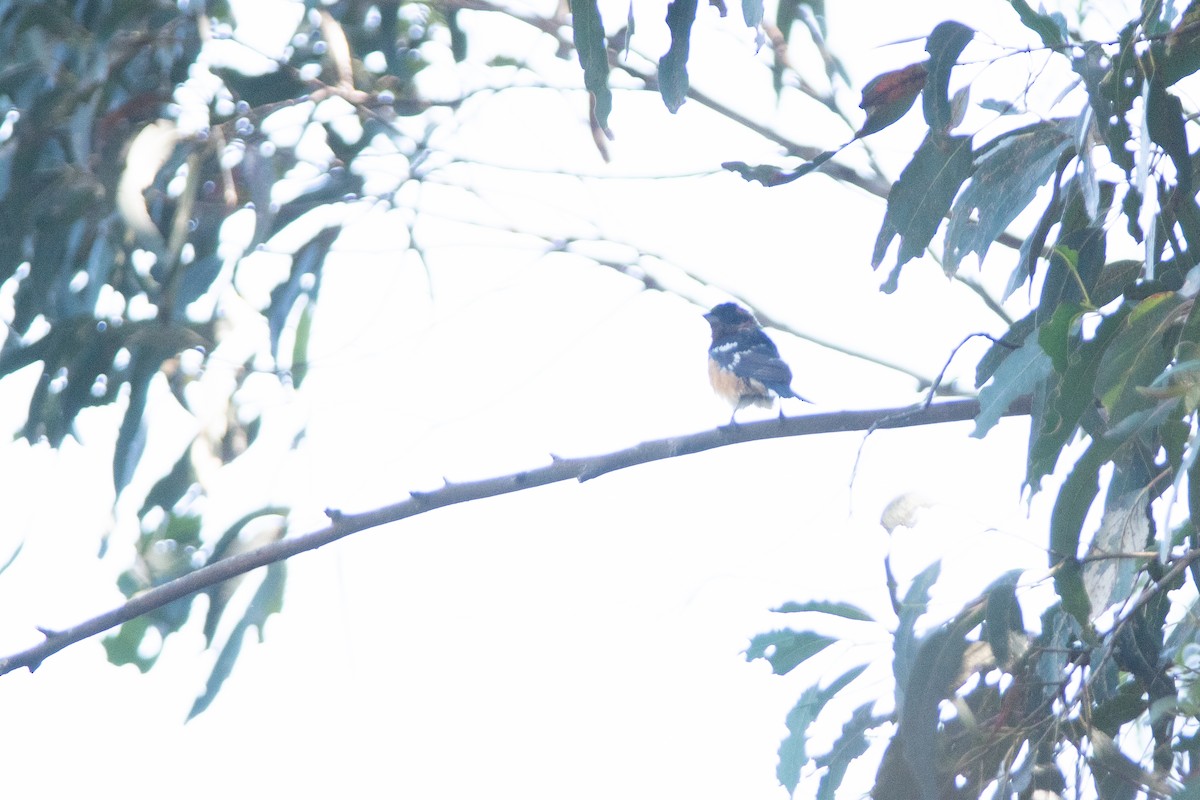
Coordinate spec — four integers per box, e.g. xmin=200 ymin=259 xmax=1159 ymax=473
xmin=0 ymin=396 xmax=1029 ymax=677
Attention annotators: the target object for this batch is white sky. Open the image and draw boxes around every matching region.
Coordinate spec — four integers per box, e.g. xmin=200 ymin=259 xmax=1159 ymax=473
xmin=0 ymin=0 xmax=1158 ymax=798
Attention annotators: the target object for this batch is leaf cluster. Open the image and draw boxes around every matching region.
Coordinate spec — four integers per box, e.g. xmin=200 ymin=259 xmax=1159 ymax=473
xmin=723 ymin=3 xmax=1200 ymax=797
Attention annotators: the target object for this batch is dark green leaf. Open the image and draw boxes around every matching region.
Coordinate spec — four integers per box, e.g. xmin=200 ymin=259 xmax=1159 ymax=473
xmin=658 ymin=0 xmax=698 ymax=113
xmin=1027 ymin=304 xmax=1132 ymax=492
xmin=1073 ymin=36 xmax=1137 ymax=177
xmin=921 ymin=21 xmax=974 ymax=134
xmin=771 ymin=600 xmax=875 ymax=622
xmin=972 ymin=337 xmax=1052 ymax=439
xmin=975 ymin=312 xmax=1034 ymax=387
xmin=898 ymin=625 xmax=969 ymax=800
xmin=944 ymin=121 xmax=1073 ymax=274
xmin=1145 ymin=79 xmax=1191 ymax=195
xmin=746 ymin=629 xmax=837 ymax=675
xmin=776 ymin=664 xmax=868 ymax=794
xmin=1162 ymin=2 xmax=1200 ymax=84
xmin=1090 ymin=730 xmax=1149 ymax=800
xmin=814 ymin=703 xmax=876 ymax=800
xmin=983 ymin=570 xmax=1024 ymax=667
xmin=570 ymin=0 xmax=612 ymax=127
xmin=1037 ymin=228 xmax=1106 ymax=326
xmin=1034 ymin=604 xmax=1079 ymax=702
xmin=189 ymin=561 xmax=287 ymax=719
xmin=893 ymin=560 xmax=941 ymax=711
xmin=1007 ymin=0 xmax=1067 ymax=48
xmin=1094 ymin=292 xmax=1184 ymax=424
xmin=872 ymin=134 xmax=973 ymax=290
xmin=1049 ymin=433 xmax=1130 ymax=630
xmin=267 ymin=228 xmax=337 ymax=359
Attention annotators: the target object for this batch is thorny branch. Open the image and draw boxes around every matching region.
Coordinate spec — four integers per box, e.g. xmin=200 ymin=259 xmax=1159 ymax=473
xmin=0 ymin=396 xmax=1029 ymax=677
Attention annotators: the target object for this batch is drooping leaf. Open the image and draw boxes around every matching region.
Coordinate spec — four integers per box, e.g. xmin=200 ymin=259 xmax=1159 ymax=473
xmin=892 ymin=560 xmax=941 ymax=713
xmin=872 ymin=134 xmax=973 ymax=290
xmin=741 ymin=0 xmax=763 ymax=28
xmin=189 ymin=561 xmax=287 ymax=719
xmin=814 ymin=702 xmax=877 ymax=800
xmin=983 ymin=569 xmax=1025 ymax=667
xmin=113 ymin=324 xmax=208 ymax=494
xmin=1162 ymin=1 xmax=1200 ymax=84
xmin=1036 ymin=228 xmax=1106 ymax=325
xmin=944 ymin=121 xmax=1073 ymax=274
xmin=972 ymin=336 xmax=1052 ymax=439
xmin=1144 ymin=78 xmax=1191 ymax=195
xmin=203 ymin=508 xmax=290 ymax=645
xmin=975 ymin=312 xmax=1034 ymax=387
xmin=774 ymin=664 xmax=867 ymax=794
xmin=1074 ymin=35 xmax=1138 ymax=177
xmin=1026 ymin=304 xmax=1131 ymax=493
xmin=1094 ymin=292 xmax=1184 ymax=425
xmin=897 ymin=624 xmax=971 ymax=800
xmin=856 ymin=63 xmax=927 ymax=139
xmin=658 ymin=0 xmax=698 ymax=113
xmin=771 ymin=600 xmax=875 ymax=622
xmin=1007 ymin=0 xmax=1068 ymax=48
xmin=745 ymin=629 xmax=837 ymax=675
xmin=570 ymin=0 xmax=612 ymax=128
xmin=921 ymin=21 xmax=974 ymax=135
xmin=267 ymin=227 xmax=337 ymax=359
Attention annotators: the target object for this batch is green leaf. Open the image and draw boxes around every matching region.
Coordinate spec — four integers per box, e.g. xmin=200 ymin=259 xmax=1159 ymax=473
xmin=893 ymin=560 xmax=941 ymax=711
xmin=570 ymin=0 xmax=612 ymax=128
xmin=746 ymin=629 xmax=837 ymax=675
xmin=1145 ymin=78 xmax=1191 ymax=195
xmin=1027 ymin=304 xmax=1131 ymax=492
xmin=872 ymin=133 xmax=973 ymax=290
xmin=657 ymin=0 xmax=698 ymax=113
xmin=983 ymin=570 xmax=1024 ymax=667
xmin=771 ymin=600 xmax=875 ymax=622
xmin=1037 ymin=302 xmax=1086 ymax=373
xmin=1162 ymin=3 xmax=1200 ymax=84
xmin=897 ymin=624 xmax=970 ymax=800
xmin=972 ymin=337 xmax=1052 ymax=439
xmin=921 ymin=21 xmax=974 ymax=134
xmin=1074 ymin=35 xmax=1137 ymax=177
xmin=291 ymin=301 xmax=313 ymax=389
xmin=741 ymin=0 xmax=763 ymax=28
xmin=1037 ymin=229 xmax=1106 ymax=323
xmin=975 ymin=312 xmax=1034 ymax=387
xmin=1095 ymin=292 xmax=1184 ymax=424
xmin=814 ymin=702 xmax=877 ymax=800
xmin=1049 ymin=433 xmax=1130 ymax=630
xmin=189 ymin=561 xmax=287 ymax=720
xmin=203 ymin=507 xmax=290 ymax=645
xmin=944 ymin=121 xmax=1073 ymax=275
xmin=776 ymin=664 xmax=868 ymax=794
xmin=1007 ymin=0 xmax=1067 ymax=48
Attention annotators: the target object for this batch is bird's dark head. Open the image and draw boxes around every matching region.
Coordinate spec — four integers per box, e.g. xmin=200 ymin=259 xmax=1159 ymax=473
xmin=704 ymin=302 xmax=758 ymax=333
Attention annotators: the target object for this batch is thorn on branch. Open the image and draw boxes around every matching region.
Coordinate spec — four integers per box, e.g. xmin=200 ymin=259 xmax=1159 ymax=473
xmin=325 ymin=507 xmax=343 ymax=522
xmin=35 ymin=626 xmax=60 ymax=639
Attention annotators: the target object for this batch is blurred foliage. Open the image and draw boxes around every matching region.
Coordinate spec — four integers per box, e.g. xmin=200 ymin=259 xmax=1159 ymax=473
xmin=733 ymin=2 xmax=1200 ymax=798
xmin=0 ymin=0 xmax=445 ymax=713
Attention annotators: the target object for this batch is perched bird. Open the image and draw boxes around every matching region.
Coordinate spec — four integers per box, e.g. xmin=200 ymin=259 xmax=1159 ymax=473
xmin=703 ymin=302 xmax=809 ymax=423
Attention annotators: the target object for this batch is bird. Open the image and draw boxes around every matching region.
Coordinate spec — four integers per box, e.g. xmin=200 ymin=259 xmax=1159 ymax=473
xmin=703 ymin=302 xmax=809 ymax=423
